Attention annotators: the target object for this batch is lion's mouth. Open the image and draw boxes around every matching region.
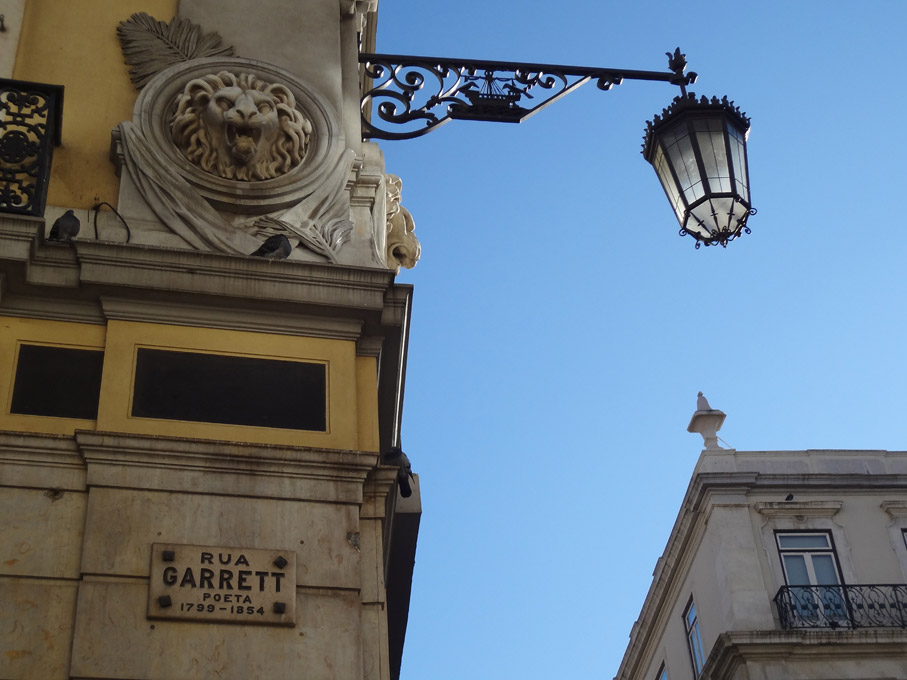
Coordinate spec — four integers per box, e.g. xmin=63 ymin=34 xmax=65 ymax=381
xmin=226 ymin=124 xmax=262 ymax=145
xmin=226 ymin=124 xmax=261 ymax=162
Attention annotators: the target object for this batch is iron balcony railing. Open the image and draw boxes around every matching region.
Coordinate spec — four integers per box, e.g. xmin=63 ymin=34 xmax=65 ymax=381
xmin=0 ymin=78 xmax=64 ymax=217
xmin=775 ymin=584 xmax=907 ymax=630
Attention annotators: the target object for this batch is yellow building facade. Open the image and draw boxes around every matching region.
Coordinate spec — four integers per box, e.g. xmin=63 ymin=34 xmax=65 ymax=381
xmin=0 ymin=2 xmax=420 ymax=678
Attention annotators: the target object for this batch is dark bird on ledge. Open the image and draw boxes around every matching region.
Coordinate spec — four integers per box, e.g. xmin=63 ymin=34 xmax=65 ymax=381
xmin=383 ymin=446 xmax=414 ymax=498
xmin=785 ymin=493 xmax=794 ymax=501
xmin=48 ymin=209 xmax=80 ymax=242
xmin=250 ymin=234 xmax=292 ymax=259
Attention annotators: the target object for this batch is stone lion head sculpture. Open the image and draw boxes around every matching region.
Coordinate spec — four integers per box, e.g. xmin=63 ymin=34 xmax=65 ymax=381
xmin=170 ymin=71 xmax=313 ymax=181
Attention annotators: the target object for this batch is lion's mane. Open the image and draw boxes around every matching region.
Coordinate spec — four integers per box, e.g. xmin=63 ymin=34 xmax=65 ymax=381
xmin=170 ymin=71 xmax=312 ymax=181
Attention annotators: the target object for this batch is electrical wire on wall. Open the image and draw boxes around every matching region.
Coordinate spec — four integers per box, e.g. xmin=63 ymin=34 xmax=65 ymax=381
xmin=90 ymin=201 xmax=132 ymax=242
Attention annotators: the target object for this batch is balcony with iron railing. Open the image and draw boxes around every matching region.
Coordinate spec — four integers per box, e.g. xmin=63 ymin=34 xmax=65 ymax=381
xmin=775 ymin=584 xmax=907 ymax=630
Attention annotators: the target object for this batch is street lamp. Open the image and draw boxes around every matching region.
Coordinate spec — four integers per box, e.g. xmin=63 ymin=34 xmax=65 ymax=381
xmin=359 ymin=48 xmax=753 ymax=247
xmin=642 ymin=92 xmax=753 ymax=248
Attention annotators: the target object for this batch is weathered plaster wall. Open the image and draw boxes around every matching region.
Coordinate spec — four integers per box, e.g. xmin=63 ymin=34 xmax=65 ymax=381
xmin=0 ymin=0 xmax=27 ymax=78
xmin=13 ymin=0 xmax=178 ymax=209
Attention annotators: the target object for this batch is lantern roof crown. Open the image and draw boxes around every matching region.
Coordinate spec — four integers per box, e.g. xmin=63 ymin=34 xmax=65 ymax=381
xmin=642 ymin=93 xmax=750 ymax=160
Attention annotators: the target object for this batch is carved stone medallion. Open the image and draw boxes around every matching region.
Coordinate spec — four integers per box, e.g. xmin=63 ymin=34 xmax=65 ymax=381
xmin=171 ymin=71 xmax=313 ymax=181
xmin=132 ymin=57 xmax=343 ymax=214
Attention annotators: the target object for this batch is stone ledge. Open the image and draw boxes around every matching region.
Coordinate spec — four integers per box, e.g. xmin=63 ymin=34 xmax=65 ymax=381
xmin=76 ymin=431 xmax=379 ymax=504
xmin=703 ymin=628 xmax=907 ymax=679
xmin=0 ymin=431 xmax=86 ymax=490
xmin=74 ymin=239 xmax=393 ymax=310
xmin=0 ymin=216 xmax=397 ymax=313
xmin=99 ymin=296 xmax=365 ymax=341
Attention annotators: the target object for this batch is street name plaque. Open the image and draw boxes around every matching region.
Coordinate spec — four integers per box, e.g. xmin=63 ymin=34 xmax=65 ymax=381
xmin=148 ymin=543 xmax=296 ymax=626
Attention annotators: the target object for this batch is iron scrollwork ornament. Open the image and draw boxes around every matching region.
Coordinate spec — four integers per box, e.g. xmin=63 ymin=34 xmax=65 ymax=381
xmin=681 ymin=210 xmax=756 ymax=250
xmin=359 ymin=52 xmax=694 ymax=140
xmin=775 ymin=584 xmax=907 ymax=630
xmin=0 ymin=80 xmax=63 ymax=217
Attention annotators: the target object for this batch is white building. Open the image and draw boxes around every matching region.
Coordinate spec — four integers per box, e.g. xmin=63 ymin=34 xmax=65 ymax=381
xmin=614 ymin=398 xmax=907 ymax=680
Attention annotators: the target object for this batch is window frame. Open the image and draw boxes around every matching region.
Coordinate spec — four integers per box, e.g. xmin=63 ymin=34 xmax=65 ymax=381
xmin=655 ymin=662 xmax=668 ymax=680
xmin=774 ymin=530 xmax=845 ymax=586
xmin=96 ymin=319 xmax=358 ymax=449
xmin=682 ymin=597 xmax=706 ymax=677
xmin=774 ymin=529 xmax=850 ymax=628
xmin=0 ymin=317 xmax=107 ymax=435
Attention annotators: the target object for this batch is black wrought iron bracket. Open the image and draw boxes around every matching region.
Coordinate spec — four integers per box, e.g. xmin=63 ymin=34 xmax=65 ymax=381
xmin=360 ymin=48 xmax=697 ymax=140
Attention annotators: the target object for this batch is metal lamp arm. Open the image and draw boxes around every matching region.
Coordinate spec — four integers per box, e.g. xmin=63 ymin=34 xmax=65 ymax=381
xmin=359 ymin=48 xmax=697 ymax=140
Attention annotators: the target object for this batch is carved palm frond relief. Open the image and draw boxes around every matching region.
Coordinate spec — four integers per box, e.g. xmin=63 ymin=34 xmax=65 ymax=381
xmin=254 ymin=215 xmax=353 ymax=264
xmin=117 ymin=12 xmax=235 ymax=89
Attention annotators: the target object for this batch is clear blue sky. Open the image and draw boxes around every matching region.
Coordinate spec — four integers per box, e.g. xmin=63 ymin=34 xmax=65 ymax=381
xmin=375 ymin=1 xmax=907 ymax=678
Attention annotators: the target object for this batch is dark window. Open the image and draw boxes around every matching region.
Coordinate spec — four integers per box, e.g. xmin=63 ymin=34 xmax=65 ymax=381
xmin=655 ymin=664 xmax=668 ymax=680
xmin=10 ymin=344 xmax=104 ymax=419
xmin=132 ymin=348 xmax=326 ymax=431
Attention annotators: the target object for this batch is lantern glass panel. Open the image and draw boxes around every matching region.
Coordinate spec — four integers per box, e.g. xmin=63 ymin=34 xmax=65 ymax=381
xmin=653 ymin=143 xmax=684 ymax=222
xmin=729 ymin=196 xmax=750 ymax=229
xmin=728 ymin=124 xmax=749 ymax=202
xmin=661 ymin=122 xmax=705 ymax=204
xmin=693 ymin=117 xmax=732 ymax=194
xmin=688 ymin=196 xmax=749 ymax=241
xmin=691 ymin=196 xmax=732 ymax=234
xmin=683 ymin=211 xmax=712 ymax=240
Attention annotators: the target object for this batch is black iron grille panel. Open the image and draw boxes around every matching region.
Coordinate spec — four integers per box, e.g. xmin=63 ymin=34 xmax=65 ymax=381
xmin=0 ymin=79 xmax=63 ymax=216
xmin=775 ymin=584 xmax=907 ymax=630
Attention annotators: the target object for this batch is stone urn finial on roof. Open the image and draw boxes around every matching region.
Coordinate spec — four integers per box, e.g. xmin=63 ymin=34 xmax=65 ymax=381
xmin=687 ymin=391 xmax=726 ymax=450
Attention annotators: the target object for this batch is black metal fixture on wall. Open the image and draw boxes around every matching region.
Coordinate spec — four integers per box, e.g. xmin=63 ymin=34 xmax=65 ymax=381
xmin=0 ymin=79 xmax=64 ymax=218
xmin=359 ymin=48 xmax=753 ymax=247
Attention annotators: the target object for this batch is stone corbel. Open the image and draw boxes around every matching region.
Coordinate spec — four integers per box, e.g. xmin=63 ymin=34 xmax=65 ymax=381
xmin=881 ymin=500 xmax=907 ymax=518
xmin=356 ymin=334 xmax=385 ymax=359
xmin=340 ymin=0 xmax=378 ymax=16
xmin=340 ymin=0 xmax=377 ymax=36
